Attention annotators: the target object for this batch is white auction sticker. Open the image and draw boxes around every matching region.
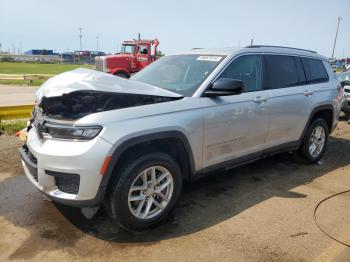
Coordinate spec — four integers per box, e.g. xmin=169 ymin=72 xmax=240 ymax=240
xmin=197 ymin=56 xmax=222 ymax=62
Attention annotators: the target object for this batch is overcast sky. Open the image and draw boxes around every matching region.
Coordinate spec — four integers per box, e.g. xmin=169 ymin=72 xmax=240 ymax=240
xmin=1 ymin=0 xmax=349 ymax=58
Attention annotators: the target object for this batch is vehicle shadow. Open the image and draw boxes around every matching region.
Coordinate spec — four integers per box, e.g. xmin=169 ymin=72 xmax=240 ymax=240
xmin=53 ymin=135 xmax=350 ymax=243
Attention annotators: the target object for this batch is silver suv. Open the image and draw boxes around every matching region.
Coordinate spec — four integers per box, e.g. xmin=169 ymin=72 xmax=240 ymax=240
xmin=21 ymin=45 xmax=342 ymax=231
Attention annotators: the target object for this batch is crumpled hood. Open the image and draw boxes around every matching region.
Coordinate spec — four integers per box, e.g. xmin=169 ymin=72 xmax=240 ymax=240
xmin=35 ymin=68 xmax=183 ymax=120
xmin=36 ymin=68 xmax=181 ymax=102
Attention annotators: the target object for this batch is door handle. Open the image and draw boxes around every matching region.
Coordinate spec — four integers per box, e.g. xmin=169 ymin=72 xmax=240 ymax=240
xmin=254 ymin=96 xmax=268 ymax=103
xmin=304 ymin=90 xmax=314 ymax=96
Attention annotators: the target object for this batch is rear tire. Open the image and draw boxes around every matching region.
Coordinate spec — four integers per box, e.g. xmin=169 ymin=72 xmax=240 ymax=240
xmin=298 ymin=118 xmax=329 ymax=164
xmin=107 ymin=152 xmax=182 ymax=232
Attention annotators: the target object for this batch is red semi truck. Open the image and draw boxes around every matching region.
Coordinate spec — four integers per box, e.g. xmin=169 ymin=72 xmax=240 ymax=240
xmin=95 ymin=39 xmax=159 ymax=78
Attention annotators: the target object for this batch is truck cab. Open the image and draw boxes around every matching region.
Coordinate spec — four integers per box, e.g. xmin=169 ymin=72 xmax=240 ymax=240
xmin=95 ymin=39 xmax=159 ymax=78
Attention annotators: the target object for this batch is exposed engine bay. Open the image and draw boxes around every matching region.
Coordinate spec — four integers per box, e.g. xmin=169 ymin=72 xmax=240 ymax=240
xmin=39 ymin=90 xmax=182 ymax=120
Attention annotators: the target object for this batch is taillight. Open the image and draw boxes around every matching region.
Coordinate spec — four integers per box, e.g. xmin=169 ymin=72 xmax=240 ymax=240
xmin=336 ymin=85 xmax=344 ymax=101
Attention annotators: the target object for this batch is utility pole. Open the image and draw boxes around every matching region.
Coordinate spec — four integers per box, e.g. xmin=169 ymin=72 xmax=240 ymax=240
xmin=331 ymin=17 xmax=342 ymax=59
xmin=250 ymin=38 xmax=254 ymax=46
xmin=79 ymin=27 xmax=83 ymax=51
xmin=138 ymin=33 xmax=141 ymax=41
xmin=96 ymin=36 xmax=99 ymax=52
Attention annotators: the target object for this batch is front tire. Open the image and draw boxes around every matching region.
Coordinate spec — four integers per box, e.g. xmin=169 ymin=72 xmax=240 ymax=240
xmin=107 ymin=152 xmax=182 ymax=231
xmin=298 ymin=118 xmax=329 ymax=163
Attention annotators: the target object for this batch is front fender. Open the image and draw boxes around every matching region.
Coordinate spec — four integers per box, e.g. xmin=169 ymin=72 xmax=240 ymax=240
xmin=95 ymin=130 xmax=196 ymax=203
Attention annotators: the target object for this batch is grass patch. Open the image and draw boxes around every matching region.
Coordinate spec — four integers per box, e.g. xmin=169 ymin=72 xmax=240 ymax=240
xmin=0 ymin=79 xmax=45 ymax=86
xmin=335 ymin=68 xmax=343 ymax=73
xmin=0 ymin=120 xmax=27 ymax=135
xmin=0 ymin=62 xmax=93 ymax=75
xmin=0 ymin=62 xmax=94 ymax=86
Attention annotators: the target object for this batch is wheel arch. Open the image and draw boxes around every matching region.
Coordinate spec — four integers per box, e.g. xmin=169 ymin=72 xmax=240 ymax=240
xmin=99 ymin=131 xmax=196 ymax=201
xmin=111 ymin=68 xmax=130 ymax=78
xmin=300 ymin=104 xmax=334 ymax=141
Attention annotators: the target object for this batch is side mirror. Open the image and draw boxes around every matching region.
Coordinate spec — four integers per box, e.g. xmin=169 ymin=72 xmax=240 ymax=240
xmin=204 ymin=78 xmax=244 ymax=97
xmin=341 ymin=80 xmax=350 ymax=87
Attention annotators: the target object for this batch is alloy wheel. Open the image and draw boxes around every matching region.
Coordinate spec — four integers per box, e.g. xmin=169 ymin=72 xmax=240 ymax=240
xmin=309 ymin=125 xmax=326 ymax=158
xmin=128 ymin=166 xmax=174 ymax=220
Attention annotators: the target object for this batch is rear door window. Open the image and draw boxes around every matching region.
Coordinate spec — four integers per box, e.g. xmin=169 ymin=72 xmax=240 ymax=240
xmin=301 ymin=57 xmax=329 ymax=84
xmin=263 ymin=55 xmax=305 ymax=89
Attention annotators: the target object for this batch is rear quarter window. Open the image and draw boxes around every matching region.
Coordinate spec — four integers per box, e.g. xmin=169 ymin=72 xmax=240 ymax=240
xmin=301 ymin=58 xmax=329 ymax=84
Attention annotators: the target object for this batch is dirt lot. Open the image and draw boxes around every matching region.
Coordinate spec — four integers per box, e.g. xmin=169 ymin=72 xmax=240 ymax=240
xmin=1 ymin=120 xmax=350 ymax=261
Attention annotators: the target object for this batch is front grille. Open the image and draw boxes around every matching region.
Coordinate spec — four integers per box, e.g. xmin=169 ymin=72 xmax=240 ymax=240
xmin=27 ymin=149 xmax=37 ymax=164
xmin=36 ymin=122 xmax=46 ymax=140
xmin=21 ymin=145 xmax=38 ymax=181
xmin=46 ymin=171 xmax=80 ymax=194
xmin=32 ymin=106 xmax=47 ymax=141
xmin=95 ymin=57 xmax=106 ymax=72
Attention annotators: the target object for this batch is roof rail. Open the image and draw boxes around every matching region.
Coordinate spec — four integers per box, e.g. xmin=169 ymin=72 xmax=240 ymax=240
xmin=245 ymin=45 xmax=317 ymax=54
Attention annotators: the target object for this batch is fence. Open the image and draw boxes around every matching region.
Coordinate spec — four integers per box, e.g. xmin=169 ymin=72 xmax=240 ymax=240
xmin=0 ymin=54 xmax=96 ymax=64
xmin=0 ymin=54 xmax=62 ymax=63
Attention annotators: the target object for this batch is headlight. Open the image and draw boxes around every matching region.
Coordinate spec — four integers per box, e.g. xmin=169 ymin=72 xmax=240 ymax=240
xmin=40 ymin=122 xmax=102 ymax=141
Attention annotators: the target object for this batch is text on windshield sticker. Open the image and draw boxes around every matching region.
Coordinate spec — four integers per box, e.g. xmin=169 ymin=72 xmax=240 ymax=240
xmin=197 ymin=56 xmax=222 ymax=62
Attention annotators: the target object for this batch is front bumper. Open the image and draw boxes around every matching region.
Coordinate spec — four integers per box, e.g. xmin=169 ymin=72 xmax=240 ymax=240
xmin=21 ymin=126 xmax=113 ymax=207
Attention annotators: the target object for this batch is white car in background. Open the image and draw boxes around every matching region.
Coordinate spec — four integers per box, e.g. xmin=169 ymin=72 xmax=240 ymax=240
xmin=337 ymin=71 xmax=350 ymax=115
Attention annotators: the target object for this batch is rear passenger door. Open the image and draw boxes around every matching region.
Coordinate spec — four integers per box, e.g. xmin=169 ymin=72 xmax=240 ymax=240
xmin=262 ymin=55 xmax=312 ymax=148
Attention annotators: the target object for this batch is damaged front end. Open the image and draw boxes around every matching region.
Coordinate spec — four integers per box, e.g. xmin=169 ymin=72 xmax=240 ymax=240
xmin=27 ymin=68 xmax=183 ymax=140
xmin=28 ymin=91 xmax=182 ymax=141
xmin=39 ymin=90 xmax=182 ymax=120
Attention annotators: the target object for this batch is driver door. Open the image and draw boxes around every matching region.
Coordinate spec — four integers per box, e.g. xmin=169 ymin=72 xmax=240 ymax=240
xmin=136 ymin=44 xmax=150 ymax=70
xmin=201 ymin=55 xmax=270 ymax=169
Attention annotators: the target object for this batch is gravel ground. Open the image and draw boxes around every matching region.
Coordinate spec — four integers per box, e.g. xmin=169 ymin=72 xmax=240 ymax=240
xmin=0 ymin=120 xmax=350 ymax=261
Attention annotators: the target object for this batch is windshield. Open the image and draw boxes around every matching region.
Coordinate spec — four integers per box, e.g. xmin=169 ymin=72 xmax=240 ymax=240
xmin=120 ymin=44 xmax=135 ymax=54
xmin=131 ymin=54 xmax=225 ymax=96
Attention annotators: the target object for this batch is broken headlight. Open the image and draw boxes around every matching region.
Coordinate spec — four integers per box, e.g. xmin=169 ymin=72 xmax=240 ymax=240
xmin=41 ymin=122 xmax=102 ymax=141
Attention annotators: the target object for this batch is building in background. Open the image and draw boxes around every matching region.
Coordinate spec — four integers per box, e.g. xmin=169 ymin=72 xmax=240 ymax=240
xmin=24 ymin=49 xmax=57 ymax=55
